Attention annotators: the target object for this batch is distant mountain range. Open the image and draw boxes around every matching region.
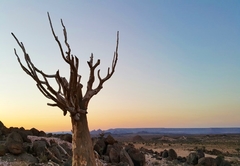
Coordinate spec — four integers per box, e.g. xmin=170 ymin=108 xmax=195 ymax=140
xmin=90 ymin=128 xmax=240 ymax=135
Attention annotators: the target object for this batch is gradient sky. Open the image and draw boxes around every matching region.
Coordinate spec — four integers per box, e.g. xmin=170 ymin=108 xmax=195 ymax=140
xmin=0 ymin=1 xmax=240 ymax=132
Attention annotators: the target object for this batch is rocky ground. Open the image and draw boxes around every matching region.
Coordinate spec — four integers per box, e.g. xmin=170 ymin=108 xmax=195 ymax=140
xmin=1 ymin=121 xmax=240 ymax=166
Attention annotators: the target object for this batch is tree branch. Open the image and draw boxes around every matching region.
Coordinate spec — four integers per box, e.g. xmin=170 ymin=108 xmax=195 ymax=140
xmin=83 ymin=31 xmax=119 ymax=102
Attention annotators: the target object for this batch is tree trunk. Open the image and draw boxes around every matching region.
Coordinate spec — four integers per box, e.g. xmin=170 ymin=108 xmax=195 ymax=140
xmin=71 ymin=114 xmax=96 ymax=166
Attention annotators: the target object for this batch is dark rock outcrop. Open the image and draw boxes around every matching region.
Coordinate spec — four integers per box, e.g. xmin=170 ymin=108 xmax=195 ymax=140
xmin=60 ymin=134 xmax=72 ymax=143
xmin=162 ymin=149 xmax=168 ymax=158
xmin=187 ymin=152 xmax=199 ymax=165
xmin=126 ymin=145 xmax=145 ymax=166
xmin=119 ymin=149 xmax=134 ymax=166
xmin=0 ymin=144 xmax=6 ymax=156
xmin=197 ymin=157 xmax=216 ymax=166
xmin=5 ymin=131 xmax=24 ymax=155
xmin=167 ymin=148 xmax=177 ymax=161
xmin=94 ymin=138 xmax=106 ymax=155
xmin=105 ymin=135 xmax=117 ymax=145
xmin=109 ymin=147 xmax=119 ymax=163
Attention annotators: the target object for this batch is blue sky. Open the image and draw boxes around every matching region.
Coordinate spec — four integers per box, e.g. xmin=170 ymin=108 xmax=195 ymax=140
xmin=0 ymin=1 xmax=240 ymax=132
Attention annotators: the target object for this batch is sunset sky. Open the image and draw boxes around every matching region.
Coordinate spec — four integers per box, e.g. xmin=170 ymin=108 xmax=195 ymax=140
xmin=0 ymin=1 xmax=240 ymax=132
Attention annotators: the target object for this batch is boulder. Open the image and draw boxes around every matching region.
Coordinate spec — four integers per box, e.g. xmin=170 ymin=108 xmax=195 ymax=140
xmin=127 ymin=146 xmax=145 ymax=166
xmin=211 ymin=149 xmax=223 ymax=156
xmin=167 ymin=148 xmax=177 ymax=161
xmin=119 ymin=149 xmax=134 ymax=166
xmin=105 ymin=135 xmax=116 ymax=145
xmin=6 ymin=131 xmax=24 ymax=155
xmin=219 ymin=160 xmax=231 ymax=166
xmin=140 ymin=147 xmax=154 ymax=154
xmin=102 ymin=155 xmax=110 ymax=163
xmin=32 ymin=140 xmax=47 ymax=156
xmin=6 ymin=131 xmax=23 ymax=143
xmin=17 ymin=152 xmax=38 ymax=164
xmin=0 ymin=144 xmax=6 ymax=156
xmin=17 ymin=130 xmax=31 ymax=143
xmin=109 ymin=147 xmax=119 ymax=163
xmin=215 ymin=155 xmax=224 ymax=166
xmin=0 ymin=121 xmax=5 ymax=130
xmin=48 ymin=145 xmax=63 ymax=164
xmin=197 ymin=157 xmax=216 ymax=166
xmin=162 ymin=149 xmax=168 ymax=158
xmin=196 ymin=149 xmax=205 ymax=159
xmin=177 ymin=156 xmax=187 ymax=162
xmin=0 ymin=122 xmax=9 ymax=136
xmin=60 ymin=142 xmax=72 ymax=156
xmin=7 ymin=142 xmax=23 ymax=155
xmin=30 ymin=128 xmax=40 ymax=136
xmin=63 ymin=158 xmax=72 ymax=166
xmin=60 ymin=134 xmax=72 ymax=143
xmin=94 ymin=138 xmax=106 ymax=155
xmin=0 ymin=152 xmax=38 ymax=163
xmin=187 ymin=152 xmax=199 ymax=165
xmin=39 ymin=130 xmax=47 ymax=137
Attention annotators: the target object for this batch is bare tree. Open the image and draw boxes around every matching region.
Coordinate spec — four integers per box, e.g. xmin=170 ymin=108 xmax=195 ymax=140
xmin=11 ymin=13 xmax=119 ymax=166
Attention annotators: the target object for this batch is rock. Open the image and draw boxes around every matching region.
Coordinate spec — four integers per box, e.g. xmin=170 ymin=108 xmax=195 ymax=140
xmin=47 ymin=133 xmax=53 ymax=137
xmin=60 ymin=142 xmax=72 ymax=156
xmin=17 ymin=130 xmax=31 ymax=143
xmin=25 ymin=129 xmax=34 ymax=136
xmin=196 ymin=149 xmax=205 ymax=159
xmin=211 ymin=149 xmax=223 ymax=155
xmin=215 ymin=155 xmax=224 ymax=166
xmin=118 ymin=162 xmax=131 ymax=166
xmin=105 ymin=144 xmax=113 ymax=156
xmin=32 ymin=140 xmax=47 ymax=156
xmin=0 ymin=121 xmax=5 ymax=130
xmin=30 ymin=128 xmax=40 ymax=136
xmin=187 ymin=152 xmax=199 ymax=165
xmin=197 ymin=157 xmax=216 ymax=166
xmin=140 ymin=147 xmax=154 ymax=154
xmin=0 ymin=152 xmax=38 ymax=164
xmin=0 ymin=144 xmax=6 ymax=156
xmin=127 ymin=146 xmax=145 ymax=166
xmin=102 ymin=155 xmax=110 ymax=163
xmin=17 ymin=152 xmax=38 ymax=163
xmin=39 ymin=130 xmax=46 ymax=137
xmin=48 ymin=145 xmax=63 ymax=164
xmin=7 ymin=142 xmax=23 ymax=155
xmin=6 ymin=131 xmax=24 ymax=155
xmin=162 ymin=149 xmax=168 ymax=158
xmin=6 ymin=131 xmax=23 ymax=143
xmin=109 ymin=147 xmax=119 ymax=163
xmin=107 ymin=143 xmax=123 ymax=163
xmin=63 ymin=158 xmax=72 ymax=166
xmin=0 ymin=121 xmax=7 ymax=135
xmin=94 ymin=138 xmax=106 ymax=155
xmin=60 ymin=134 xmax=72 ymax=143
xmin=132 ymin=135 xmax=145 ymax=142
xmin=119 ymin=149 xmax=134 ymax=166
xmin=167 ymin=148 xmax=177 ymax=161
xmin=177 ymin=156 xmax=187 ymax=162
xmin=220 ymin=160 xmax=231 ymax=166
xmin=105 ymin=135 xmax=116 ymax=145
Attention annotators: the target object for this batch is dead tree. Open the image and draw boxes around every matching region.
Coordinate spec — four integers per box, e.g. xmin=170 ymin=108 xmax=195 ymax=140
xmin=11 ymin=13 xmax=119 ymax=166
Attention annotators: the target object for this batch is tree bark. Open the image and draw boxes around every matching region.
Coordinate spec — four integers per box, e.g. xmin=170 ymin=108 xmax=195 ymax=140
xmin=71 ymin=114 xmax=96 ymax=166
